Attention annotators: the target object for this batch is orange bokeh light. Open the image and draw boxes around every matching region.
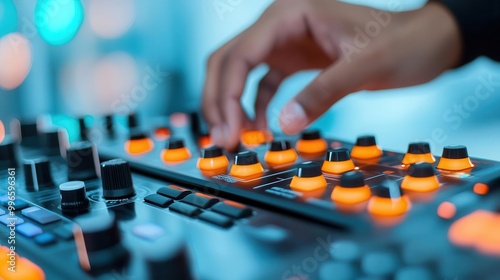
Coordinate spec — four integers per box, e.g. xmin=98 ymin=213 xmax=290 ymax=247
xmin=0 ymin=33 xmax=32 ymax=90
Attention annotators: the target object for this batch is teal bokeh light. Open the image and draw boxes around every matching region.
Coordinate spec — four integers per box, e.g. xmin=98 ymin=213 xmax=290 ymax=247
xmin=34 ymin=0 xmax=84 ymax=45
xmin=0 ymin=0 xmax=18 ymax=37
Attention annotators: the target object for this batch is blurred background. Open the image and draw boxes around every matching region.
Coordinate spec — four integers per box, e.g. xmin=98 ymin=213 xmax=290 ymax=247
xmin=1 ymin=0 xmax=499 ymax=158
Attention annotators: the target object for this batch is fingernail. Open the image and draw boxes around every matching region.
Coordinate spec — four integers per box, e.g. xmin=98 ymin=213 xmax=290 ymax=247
xmin=211 ymin=126 xmax=223 ymax=146
xmin=279 ymin=101 xmax=308 ymax=134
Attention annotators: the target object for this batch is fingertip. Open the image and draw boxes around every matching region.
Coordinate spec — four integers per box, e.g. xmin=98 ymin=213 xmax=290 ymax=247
xmin=210 ymin=126 xmax=223 ymax=147
xmin=279 ymin=100 xmax=308 ymax=135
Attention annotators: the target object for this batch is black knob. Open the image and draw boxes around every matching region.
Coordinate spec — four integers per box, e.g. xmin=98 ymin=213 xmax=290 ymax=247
xmin=297 ymin=162 xmax=323 ymax=178
xmin=23 ymin=158 xmax=54 ymax=191
xmin=407 ymin=162 xmax=435 ymax=178
xmin=59 ymin=181 xmax=90 ymax=212
xmin=234 ymin=151 xmax=259 ymax=165
xmin=40 ymin=129 xmax=65 ymax=156
xmin=301 ymin=130 xmax=321 ymax=140
xmin=0 ymin=139 xmax=18 ymax=170
xmin=372 ymin=180 xmax=403 ymax=198
xmin=19 ymin=121 xmax=39 ymax=147
xmin=356 ymin=135 xmax=377 ymax=146
xmin=201 ymin=146 xmax=224 ymax=158
xmin=339 ymin=171 xmax=365 ymax=188
xmin=407 ymin=142 xmax=431 ymax=154
xmin=145 ymin=238 xmax=193 ymax=280
xmin=269 ymin=140 xmax=292 ymax=151
xmin=67 ymin=142 xmax=99 ymax=181
xmin=78 ymin=117 xmax=89 ymax=141
xmin=325 ymin=148 xmax=351 ymax=162
xmin=104 ymin=115 xmax=115 ymax=136
xmin=74 ymin=212 xmax=129 ymax=272
xmin=165 ymin=138 xmax=185 ymax=149
xmin=128 ymin=113 xmax=139 ymax=129
xmin=100 ymin=159 xmax=135 ymax=199
xmin=442 ymin=145 xmax=468 ymax=159
xmin=130 ymin=130 xmax=149 ymax=141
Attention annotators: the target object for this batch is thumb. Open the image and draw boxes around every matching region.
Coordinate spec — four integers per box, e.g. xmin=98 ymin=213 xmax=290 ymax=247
xmin=278 ymin=53 xmax=381 ymax=134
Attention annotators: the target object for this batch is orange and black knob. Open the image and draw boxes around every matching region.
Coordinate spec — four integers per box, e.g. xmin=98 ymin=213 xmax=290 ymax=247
xmin=161 ymin=138 xmax=191 ymax=162
xmin=197 ymin=146 xmax=229 ymax=174
xmin=322 ymin=148 xmax=355 ymax=174
xmin=265 ymin=140 xmax=297 ymax=167
xmin=368 ymin=180 xmax=409 ymax=216
xmin=331 ymin=171 xmax=371 ymax=204
xmin=401 ymin=162 xmax=439 ymax=192
xmin=290 ymin=162 xmax=327 ymax=192
xmin=402 ymin=142 xmax=435 ymax=165
xmin=295 ymin=130 xmax=327 ymax=158
xmin=125 ymin=131 xmax=154 ymax=155
xmin=351 ymin=135 xmax=383 ymax=159
xmin=229 ymin=151 xmax=264 ymax=179
xmin=436 ymin=145 xmax=474 ymax=171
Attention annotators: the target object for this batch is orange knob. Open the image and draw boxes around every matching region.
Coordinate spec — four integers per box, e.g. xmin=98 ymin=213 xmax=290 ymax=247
xmin=197 ymin=146 xmax=229 ymax=175
xmin=401 ymin=162 xmax=439 ymax=192
xmin=295 ymin=130 xmax=327 ymax=158
xmin=240 ymin=130 xmax=272 ymax=147
xmin=402 ymin=142 xmax=435 ymax=165
xmin=0 ymin=246 xmax=45 ymax=280
xmin=437 ymin=145 xmax=474 ymax=171
xmin=154 ymin=127 xmax=171 ymax=141
xmin=265 ymin=140 xmax=297 ymax=167
xmin=322 ymin=148 xmax=355 ymax=174
xmin=198 ymin=134 xmax=212 ymax=149
xmin=368 ymin=181 xmax=409 ymax=216
xmin=331 ymin=171 xmax=371 ymax=204
xmin=229 ymin=151 xmax=264 ymax=179
xmin=290 ymin=162 xmax=327 ymax=192
xmin=351 ymin=135 xmax=383 ymax=160
xmin=124 ymin=132 xmax=154 ymax=155
xmin=161 ymin=138 xmax=191 ymax=162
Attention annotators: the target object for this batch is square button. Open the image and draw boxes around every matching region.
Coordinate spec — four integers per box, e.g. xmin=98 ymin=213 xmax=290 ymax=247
xmin=22 ymin=207 xmax=61 ymax=225
xmin=17 ymin=223 xmax=43 ymax=237
xmin=34 ymin=233 xmax=57 ymax=246
xmin=144 ymin=194 xmax=173 ymax=208
xmin=53 ymin=224 xmax=74 ymax=241
xmin=0 ymin=214 xmax=24 ymax=226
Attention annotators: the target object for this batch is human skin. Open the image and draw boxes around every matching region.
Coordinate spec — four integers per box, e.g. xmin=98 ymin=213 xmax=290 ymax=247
xmin=202 ymin=0 xmax=462 ymax=150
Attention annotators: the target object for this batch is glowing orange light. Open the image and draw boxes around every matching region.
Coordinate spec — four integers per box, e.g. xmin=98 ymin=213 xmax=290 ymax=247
xmin=265 ymin=149 xmax=297 ymax=168
xmin=350 ymin=145 xmax=383 ymax=159
xmin=124 ymin=138 xmax=154 ymax=155
xmin=289 ymin=175 xmax=327 ymax=192
xmin=448 ymin=210 xmax=500 ymax=256
xmin=0 ymin=255 xmax=46 ymax=280
xmin=154 ymin=127 xmax=170 ymax=141
xmin=402 ymin=153 xmax=435 ymax=165
xmin=198 ymin=135 xmax=212 ymax=149
xmin=161 ymin=147 xmax=191 ymax=163
xmin=0 ymin=33 xmax=32 ymax=90
xmin=240 ymin=130 xmax=272 ymax=146
xmin=197 ymin=155 xmax=229 ymax=175
xmin=0 ymin=121 xmax=5 ymax=143
xmin=437 ymin=157 xmax=474 ymax=171
xmin=401 ymin=175 xmax=439 ymax=192
xmin=331 ymin=185 xmax=371 ymax=204
xmin=367 ymin=196 xmax=410 ymax=217
xmin=296 ymin=139 xmax=327 ymax=158
xmin=437 ymin=201 xmax=456 ymax=219
xmin=321 ymin=160 xmax=355 ymax=175
xmin=229 ymin=163 xmax=264 ymax=179
xmin=473 ymin=183 xmax=489 ymax=195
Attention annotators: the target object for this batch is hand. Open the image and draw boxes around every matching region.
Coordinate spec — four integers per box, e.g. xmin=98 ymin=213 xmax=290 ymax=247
xmin=202 ymin=0 xmax=461 ymax=150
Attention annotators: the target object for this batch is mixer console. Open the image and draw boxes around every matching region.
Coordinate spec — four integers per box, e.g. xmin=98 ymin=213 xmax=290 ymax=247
xmin=1 ymin=112 xmax=500 ymax=280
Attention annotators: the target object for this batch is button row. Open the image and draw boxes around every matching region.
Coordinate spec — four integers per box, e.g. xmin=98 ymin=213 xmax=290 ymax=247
xmin=143 ymin=185 xmax=253 ymax=228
